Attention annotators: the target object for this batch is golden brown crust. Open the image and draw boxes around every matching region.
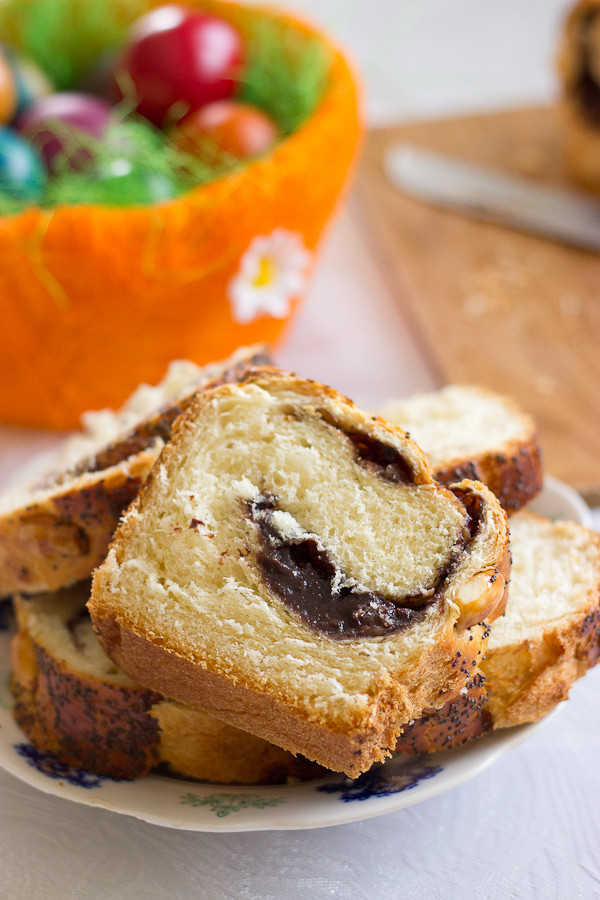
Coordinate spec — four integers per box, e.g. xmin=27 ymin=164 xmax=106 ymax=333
xmin=483 ymin=513 xmax=600 ymax=728
xmin=89 ymin=370 xmax=510 ymax=776
xmin=482 ymin=598 xmax=600 ymax=728
xmin=153 ymin=702 xmax=325 ymax=784
xmin=10 ymin=620 xmax=324 ymax=784
xmin=0 ymin=449 xmax=157 ymax=597
xmin=396 ymin=517 xmax=600 ymax=749
xmin=390 ymin=517 xmax=509 ymax=756
xmin=90 ymin=611 xmax=490 ymax=778
xmin=57 ymin=346 xmax=272 ymax=482
xmin=11 ymin=630 xmax=163 ymax=779
xmin=393 ymin=671 xmax=491 ymax=754
xmin=226 ymin=368 xmax=439 ymax=484
xmin=0 ymin=347 xmax=271 ymax=598
xmin=377 ymin=387 xmax=544 ymax=513
xmin=392 ymin=600 xmax=600 ymax=754
xmin=437 ymin=434 xmax=543 ymax=514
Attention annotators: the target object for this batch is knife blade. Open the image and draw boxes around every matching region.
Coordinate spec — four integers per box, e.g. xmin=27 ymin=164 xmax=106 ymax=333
xmin=384 ymin=142 xmax=600 ymax=252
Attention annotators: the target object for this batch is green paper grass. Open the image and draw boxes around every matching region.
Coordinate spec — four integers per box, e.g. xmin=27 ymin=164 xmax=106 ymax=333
xmin=239 ymin=18 xmax=332 ymax=135
xmin=0 ymin=0 xmax=332 ymax=211
xmin=20 ymin=0 xmax=144 ymax=90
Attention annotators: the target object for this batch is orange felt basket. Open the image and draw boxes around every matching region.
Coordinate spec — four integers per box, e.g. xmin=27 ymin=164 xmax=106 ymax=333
xmin=0 ymin=0 xmax=361 ymax=429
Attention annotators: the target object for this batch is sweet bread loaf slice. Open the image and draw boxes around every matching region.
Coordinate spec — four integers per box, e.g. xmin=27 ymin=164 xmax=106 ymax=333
xmin=558 ymin=0 xmax=600 ymax=192
xmin=376 ymin=385 xmax=543 ymax=512
xmin=0 ymin=346 xmax=269 ymax=598
xmin=482 ymin=510 xmax=600 ymax=728
xmin=394 ymin=510 xmax=600 ymax=752
xmin=11 ymin=584 xmax=323 ymax=783
xmin=89 ymin=369 xmax=510 ymax=777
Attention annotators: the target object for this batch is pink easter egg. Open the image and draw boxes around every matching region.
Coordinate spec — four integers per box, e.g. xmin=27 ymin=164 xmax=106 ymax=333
xmin=16 ymin=91 xmax=113 ymax=173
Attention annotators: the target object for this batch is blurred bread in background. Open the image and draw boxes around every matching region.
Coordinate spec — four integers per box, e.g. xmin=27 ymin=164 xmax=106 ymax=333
xmin=559 ymin=0 xmax=600 ymax=191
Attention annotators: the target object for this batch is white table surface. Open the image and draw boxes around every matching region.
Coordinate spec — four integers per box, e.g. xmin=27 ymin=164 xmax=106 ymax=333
xmin=2 ymin=2 xmax=599 ymax=898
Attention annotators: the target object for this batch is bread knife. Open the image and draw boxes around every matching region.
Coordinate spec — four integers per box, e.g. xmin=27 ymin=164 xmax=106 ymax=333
xmin=384 ymin=142 xmax=600 ymax=252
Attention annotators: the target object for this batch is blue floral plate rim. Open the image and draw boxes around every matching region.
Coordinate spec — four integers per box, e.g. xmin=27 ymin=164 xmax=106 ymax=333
xmin=0 ymin=477 xmax=585 ymax=832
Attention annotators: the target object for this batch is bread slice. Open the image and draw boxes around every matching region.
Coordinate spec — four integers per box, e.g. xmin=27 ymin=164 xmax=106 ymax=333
xmin=11 ymin=584 xmax=323 ymax=783
xmin=483 ymin=510 xmax=600 ymax=727
xmin=394 ymin=510 xmax=600 ymax=752
xmin=89 ymin=369 xmax=510 ymax=777
xmin=376 ymin=385 xmax=543 ymax=512
xmin=558 ymin=0 xmax=600 ymax=192
xmin=0 ymin=346 xmax=269 ymax=598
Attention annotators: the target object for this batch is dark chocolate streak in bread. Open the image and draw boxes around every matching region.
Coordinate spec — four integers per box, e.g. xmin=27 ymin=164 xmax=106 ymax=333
xmin=451 ymin=487 xmax=483 ymax=544
xmin=322 ymin=416 xmax=419 ymax=485
xmin=247 ymin=472 xmax=487 ymax=639
xmin=248 ymin=495 xmax=455 ymax=639
xmin=341 ymin=428 xmax=418 ymax=484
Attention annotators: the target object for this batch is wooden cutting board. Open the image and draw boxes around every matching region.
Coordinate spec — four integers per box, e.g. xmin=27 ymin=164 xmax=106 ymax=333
xmin=355 ymin=105 xmax=600 ymax=501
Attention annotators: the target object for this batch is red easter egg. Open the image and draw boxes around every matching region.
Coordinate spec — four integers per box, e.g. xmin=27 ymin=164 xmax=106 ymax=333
xmin=0 ymin=49 xmax=17 ymax=124
xmin=172 ymin=100 xmax=278 ymax=161
xmin=115 ymin=5 xmax=244 ymax=127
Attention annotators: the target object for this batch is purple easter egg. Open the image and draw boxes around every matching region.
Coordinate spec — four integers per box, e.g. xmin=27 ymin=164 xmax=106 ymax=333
xmin=16 ymin=92 xmax=113 ymax=173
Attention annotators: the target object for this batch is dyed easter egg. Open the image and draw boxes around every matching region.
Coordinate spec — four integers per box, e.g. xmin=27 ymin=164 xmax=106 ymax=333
xmin=172 ymin=101 xmax=278 ymax=162
xmin=93 ymin=158 xmax=179 ymax=206
xmin=115 ymin=5 xmax=243 ymax=126
xmin=16 ymin=92 xmax=112 ymax=173
xmin=0 ymin=48 xmax=17 ymax=124
xmin=0 ymin=126 xmax=47 ymax=201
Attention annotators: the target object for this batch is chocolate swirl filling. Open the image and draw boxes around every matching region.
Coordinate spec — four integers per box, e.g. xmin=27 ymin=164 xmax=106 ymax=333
xmin=247 ymin=485 xmax=482 ymax=639
xmin=340 ymin=428 xmax=418 ymax=485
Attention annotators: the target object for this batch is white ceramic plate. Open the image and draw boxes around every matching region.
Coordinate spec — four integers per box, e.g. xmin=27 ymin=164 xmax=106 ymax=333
xmin=0 ymin=476 xmax=590 ymax=832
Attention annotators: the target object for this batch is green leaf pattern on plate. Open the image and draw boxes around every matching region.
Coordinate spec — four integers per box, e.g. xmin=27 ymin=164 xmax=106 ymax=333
xmin=180 ymin=792 xmax=285 ymax=817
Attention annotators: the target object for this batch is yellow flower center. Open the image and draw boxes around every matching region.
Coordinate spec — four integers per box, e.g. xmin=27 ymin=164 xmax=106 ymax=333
xmin=252 ymin=256 xmax=276 ymax=288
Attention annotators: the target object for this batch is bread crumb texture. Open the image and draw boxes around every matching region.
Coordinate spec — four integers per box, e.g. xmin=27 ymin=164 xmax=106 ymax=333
xmin=492 ymin=513 xmax=600 ymax=645
xmin=483 ymin=511 xmax=600 ymax=727
xmin=90 ymin=373 xmax=507 ymax=771
xmin=378 ymin=385 xmax=533 ymax=469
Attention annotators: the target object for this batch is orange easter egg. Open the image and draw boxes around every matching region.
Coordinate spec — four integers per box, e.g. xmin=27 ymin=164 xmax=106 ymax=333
xmin=172 ymin=101 xmax=279 ymax=162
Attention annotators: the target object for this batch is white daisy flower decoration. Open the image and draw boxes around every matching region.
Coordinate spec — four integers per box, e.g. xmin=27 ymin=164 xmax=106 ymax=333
xmin=228 ymin=228 xmax=312 ymax=324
